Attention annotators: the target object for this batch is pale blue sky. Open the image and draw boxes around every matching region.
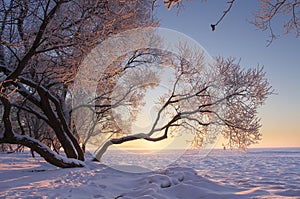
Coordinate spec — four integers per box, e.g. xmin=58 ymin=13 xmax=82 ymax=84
xmin=156 ymin=0 xmax=300 ymax=147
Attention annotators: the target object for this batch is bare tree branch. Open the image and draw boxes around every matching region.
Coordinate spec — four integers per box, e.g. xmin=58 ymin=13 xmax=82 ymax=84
xmin=211 ymin=0 xmax=237 ymax=31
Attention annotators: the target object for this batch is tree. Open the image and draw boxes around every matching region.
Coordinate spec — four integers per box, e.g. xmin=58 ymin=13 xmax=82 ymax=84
xmin=91 ymin=43 xmax=272 ymax=160
xmin=0 ymin=0 xmax=273 ymax=168
xmin=0 ymin=0 xmax=155 ymax=167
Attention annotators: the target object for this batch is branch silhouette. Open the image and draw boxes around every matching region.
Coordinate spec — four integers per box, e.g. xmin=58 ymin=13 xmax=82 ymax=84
xmin=211 ymin=0 xmax=237 ymax=31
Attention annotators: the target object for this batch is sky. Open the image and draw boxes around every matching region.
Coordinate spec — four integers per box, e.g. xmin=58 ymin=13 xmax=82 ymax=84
xmin=153 ymin=0 xmax=300 ymax=148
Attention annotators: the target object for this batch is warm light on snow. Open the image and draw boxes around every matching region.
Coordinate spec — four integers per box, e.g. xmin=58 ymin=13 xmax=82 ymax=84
xmin=1 ymin=149 xmax=300 ymax=198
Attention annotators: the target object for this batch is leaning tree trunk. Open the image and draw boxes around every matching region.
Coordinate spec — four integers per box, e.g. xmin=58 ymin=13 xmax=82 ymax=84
xmin=1 ymin=44 xmax=84 ymax=166
xmin=93 ymin=132 xmax=167 ymax=161
xmin=0 ymin=95 xmax=84 ymax=168
xmin=37 ymin=86 xmax=84 ymax=161
xmin=0 ymin=135 xmax=85 ymax=168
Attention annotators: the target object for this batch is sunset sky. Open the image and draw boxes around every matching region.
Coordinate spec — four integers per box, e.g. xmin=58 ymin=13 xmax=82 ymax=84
xmin=155 ymin=0 xmax=300 ymax=148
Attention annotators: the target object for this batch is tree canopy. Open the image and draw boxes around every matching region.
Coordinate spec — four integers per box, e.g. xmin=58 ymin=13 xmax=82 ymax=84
xmin=0 ymin=0 xmax=276 ymax=168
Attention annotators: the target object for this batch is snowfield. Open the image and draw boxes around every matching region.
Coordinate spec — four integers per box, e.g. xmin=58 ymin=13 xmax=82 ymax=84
xmin=0 ymin=148 xmax=300 ymax=199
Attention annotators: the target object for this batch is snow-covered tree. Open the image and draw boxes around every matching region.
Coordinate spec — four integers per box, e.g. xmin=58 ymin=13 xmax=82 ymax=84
xmin=92 ymin=45 xmax=272 ymax=160
xmin=0 ymin=0 xmax=155 ymax=167
xmin=0 ymin=0 xmax=274 ymax=168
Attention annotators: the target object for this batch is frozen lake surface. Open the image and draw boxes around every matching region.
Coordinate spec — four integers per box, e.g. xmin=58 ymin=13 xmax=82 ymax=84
xmin=0 ymin=148 xmax=299 ymax=198
xmin=102 ymin=147 xmax=300 ymax=197
xmin=181 ymin=148 xmax=300 ymax=197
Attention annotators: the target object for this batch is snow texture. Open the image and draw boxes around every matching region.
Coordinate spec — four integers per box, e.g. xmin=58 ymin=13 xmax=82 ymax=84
xmin=0 ymin=148 xmax=300 ymax=198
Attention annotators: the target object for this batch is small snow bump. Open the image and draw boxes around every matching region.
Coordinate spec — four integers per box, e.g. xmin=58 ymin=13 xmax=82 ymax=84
xmin=93 ymin=194 xmax=104 ymax=198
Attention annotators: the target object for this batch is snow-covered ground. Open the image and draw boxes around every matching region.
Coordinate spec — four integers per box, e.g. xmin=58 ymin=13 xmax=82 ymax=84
xmin=0 ymin=148 xmax=300 ymax=199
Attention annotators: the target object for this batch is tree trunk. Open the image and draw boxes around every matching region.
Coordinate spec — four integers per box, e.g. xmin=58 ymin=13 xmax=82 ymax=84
xmin=93 ymin=131 xmax=169 ymax=161
xmin=0 ymin=95 xmax=84 ymax=168
xmin=38 ymin=89 xmax=79 ymax=159
xmin=0 ymin=135 xmax=85 ymax=168
xmin=93 ymin=140 xmax=113 ymax=161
